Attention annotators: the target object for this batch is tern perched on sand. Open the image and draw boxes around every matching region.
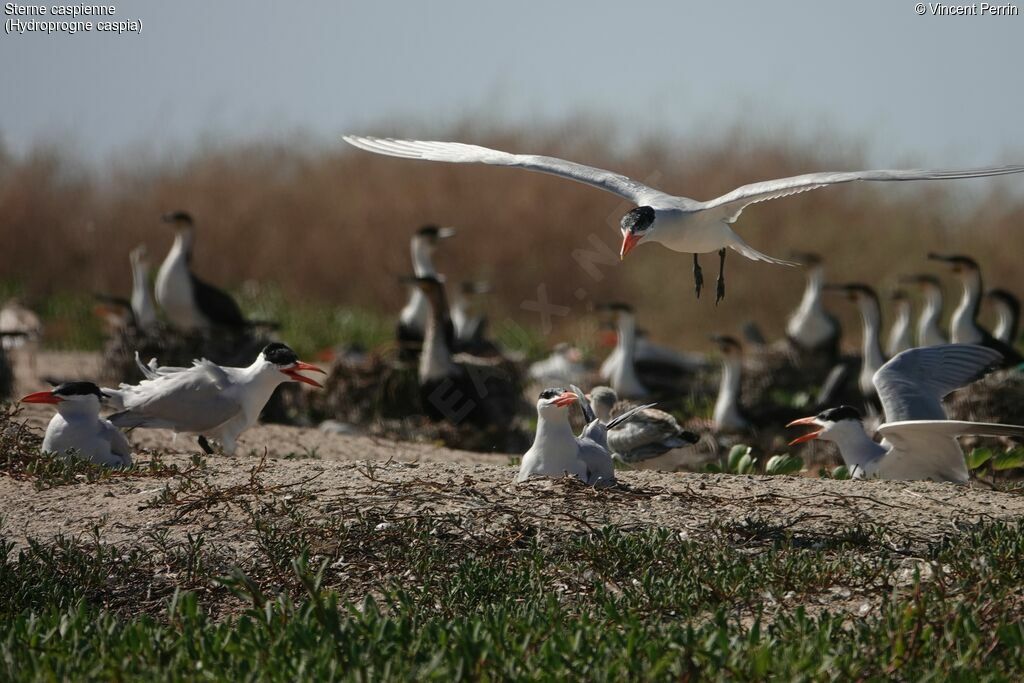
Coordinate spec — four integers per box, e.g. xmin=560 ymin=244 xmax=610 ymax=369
xmin=21 ymin=382 xmax=133 ymax=467
xmin=516 ymin=387 xmax=649 ymax=486
xmin=104 ymin=342 xmax=325 ymax=454
xmin=344 ymin=135 xmax=1024 ymax=302
xmin=787 ymin=344 xmax=1023 ymax=482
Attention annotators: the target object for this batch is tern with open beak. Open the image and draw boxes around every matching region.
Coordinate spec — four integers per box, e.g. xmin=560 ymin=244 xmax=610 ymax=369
xmin=787 ymin=344 xmax=1024 ymax=482
xmin=344 ymin=135 xmax=1024 ymax=303
xmin=103 ymin=342 xmax=325 ymax=455
xmin=21 ymin=381 xmax=133 ymax=467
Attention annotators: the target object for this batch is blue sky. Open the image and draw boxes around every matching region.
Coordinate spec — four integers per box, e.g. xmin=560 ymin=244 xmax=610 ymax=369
xmin=2 ymin=0 xmax=1022 ymax=166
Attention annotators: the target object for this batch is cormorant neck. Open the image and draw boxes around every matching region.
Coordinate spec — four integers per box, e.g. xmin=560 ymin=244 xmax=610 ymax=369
xmin=993 ymin=300 xmax=1018 ymax=344
xmin=857 ymin=296 xmax=885 ymax=371
xmin=952 ymin=272 xmax=983 ymax=341
xmin=918 ymin=287 xmax=945 ymax=345
xmin=172 ymin=228 xmax=194 ymax=263
xmin=713 ymin=355 xmax=745 ymax=429
xmin=418 ymin=292 xmax=456 ymax=382
xmin=411 ymin=237 xmax=436 ymax=278
xmin=886 ymin=301 xmax=911 ymax=357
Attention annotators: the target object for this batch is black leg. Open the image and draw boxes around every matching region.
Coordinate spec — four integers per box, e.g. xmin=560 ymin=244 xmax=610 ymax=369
xmin=692 ymin=254 xmax=703 ymax=299
xmin=197 ymin=435 xmax=214 ymax=455
xmin=716 ymin=248 xmax=727 ymax=305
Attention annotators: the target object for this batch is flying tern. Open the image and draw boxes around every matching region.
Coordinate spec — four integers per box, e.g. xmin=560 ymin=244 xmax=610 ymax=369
xmin=344 ymin=135 xmax=1024 ymax=302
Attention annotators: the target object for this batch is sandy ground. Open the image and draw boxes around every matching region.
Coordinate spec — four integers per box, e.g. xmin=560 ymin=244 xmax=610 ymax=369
xmin=3 ymin=350 xmax=1023 ymax=559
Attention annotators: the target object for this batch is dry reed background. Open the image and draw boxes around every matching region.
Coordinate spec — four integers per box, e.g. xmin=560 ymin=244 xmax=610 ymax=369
xmin=1 ymin=122 xmax=1022 ymax=354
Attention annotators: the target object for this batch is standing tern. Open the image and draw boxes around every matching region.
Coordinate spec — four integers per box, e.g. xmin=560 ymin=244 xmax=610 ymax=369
xmin=103 ymin=342 xmax=325 ymax=455
xmin=900 ymin=274 xmax=948 ymax=347
xmin=343 ymin=135 xmax=1024 ymax=302
xmin=787 ymin=344 xmax=1019 ymax=482
xmin=20 ymin=382 xmax=133 ymax=467
xmin=928 ymin=254 xmax=1022 ymax=366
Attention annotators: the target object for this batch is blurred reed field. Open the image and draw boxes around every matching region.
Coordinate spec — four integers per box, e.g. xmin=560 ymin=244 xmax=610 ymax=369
xmin=1 ymin=123 xmax=1022 ymax=355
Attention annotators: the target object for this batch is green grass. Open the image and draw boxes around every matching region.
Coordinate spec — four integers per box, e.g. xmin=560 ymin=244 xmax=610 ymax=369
xmin=3 ymin=507 xmax=1024 ymax=680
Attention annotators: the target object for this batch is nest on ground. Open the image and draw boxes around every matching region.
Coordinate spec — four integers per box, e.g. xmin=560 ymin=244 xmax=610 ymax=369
xmin=311 ymin=350 xmax=530 ymax=453
xmin=100 ymin=323 xmax=305 ymax=425
xmin=950 ymin=369 xmax=1024 ymax=428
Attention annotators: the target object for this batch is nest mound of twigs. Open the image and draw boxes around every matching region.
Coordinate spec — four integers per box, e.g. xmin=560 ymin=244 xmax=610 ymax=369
xmin=950 ymin=368 xmax=1024 ymax=427
xmin=100 ymin=323 xmax=304 ymax=425
xmin=312 ymin=350 xmax=529 ymax=453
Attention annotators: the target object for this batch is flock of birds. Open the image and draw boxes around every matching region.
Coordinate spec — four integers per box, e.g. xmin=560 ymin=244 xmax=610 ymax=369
xmin=5 ymin=134 xmax=1024 ymax=486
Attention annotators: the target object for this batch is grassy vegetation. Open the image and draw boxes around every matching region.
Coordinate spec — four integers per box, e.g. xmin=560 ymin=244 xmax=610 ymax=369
xmin=3 ymin=512 xmax=1024 ymax=680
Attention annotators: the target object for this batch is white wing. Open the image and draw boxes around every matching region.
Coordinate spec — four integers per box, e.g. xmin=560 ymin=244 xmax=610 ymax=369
xmin=703 ymin=165 xmax=1024 ymax=223
xmin=876 ymin=420 xmax=1024 ymax=483
xmin=101 ymin=419 xmax=133 ymax=460
xmin=873 ymin=345 xmax=1002 ymax=422
xmin=343 ymin=136 xmax=678 ymax=207
xmin=109 ymin=360 xmax=240 ymax=433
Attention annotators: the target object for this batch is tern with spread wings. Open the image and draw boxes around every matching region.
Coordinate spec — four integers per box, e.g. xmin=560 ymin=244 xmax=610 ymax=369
xmin=344 ymin=135 xmax=1024 ymax=302
xmin=787 ymin=344 xmax=1024 ymax=482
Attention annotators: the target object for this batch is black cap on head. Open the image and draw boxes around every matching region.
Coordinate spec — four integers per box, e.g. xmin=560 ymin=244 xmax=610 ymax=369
xmin=818 ymin=405 xmax=862 ymax=423
xmin=710 ymin=334 xmax=742 ymax=351
xmin=161 ymin=211 xmax=194 ymax=225
xmin=620 ymin=206 xmax=655 ymax=234
xmin=52 ymin=381 xmax=104 ymax=399
xmin=928 ymin=253 xmax=978 ymax=269
xmin=262 ymin=342 xmax=298 ymax=366
xmin=538 ymin=387 xmax=566 ymax=400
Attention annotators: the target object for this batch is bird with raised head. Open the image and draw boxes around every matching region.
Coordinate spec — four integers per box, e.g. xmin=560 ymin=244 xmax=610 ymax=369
xmin=104 ymin=342 xmax=324 ymax=455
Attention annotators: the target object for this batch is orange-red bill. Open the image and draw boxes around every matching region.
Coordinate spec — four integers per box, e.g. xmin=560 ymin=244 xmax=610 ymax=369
xmin=620 ymin=233 xmax=641 ymax=260
xmin=553 ymin=391 xmax=578 ymax=407
xmin=282 ymin=361 xmax=327 ymax=388
xmin=20 ymin=390 xmax=61 ymax=404
xmin=786 ymin=416 xmax=821 ymax=446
